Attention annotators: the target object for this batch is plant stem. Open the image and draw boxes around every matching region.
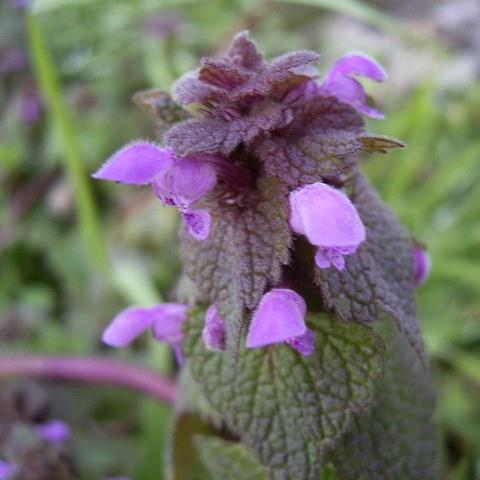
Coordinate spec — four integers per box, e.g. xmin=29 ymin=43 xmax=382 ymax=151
xmin=27 ymin=14 xmax=107 ymax=273
xmin=0 ymin=355 xmax=177 ymax=406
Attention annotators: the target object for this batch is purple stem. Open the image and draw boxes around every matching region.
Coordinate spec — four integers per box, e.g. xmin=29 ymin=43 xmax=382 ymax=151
xmin=0 ymin=355 xmax=177 ymax=405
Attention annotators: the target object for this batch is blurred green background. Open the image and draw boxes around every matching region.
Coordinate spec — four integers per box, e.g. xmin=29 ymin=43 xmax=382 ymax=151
xmin=1 ymin=0 xmax=479 ymax=478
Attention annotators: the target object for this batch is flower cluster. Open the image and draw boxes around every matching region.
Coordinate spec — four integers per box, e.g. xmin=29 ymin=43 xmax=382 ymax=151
xmin=96 ymin=32 xmax=430 ymax=360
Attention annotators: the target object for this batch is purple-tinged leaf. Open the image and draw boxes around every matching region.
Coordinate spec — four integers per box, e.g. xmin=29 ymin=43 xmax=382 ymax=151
xmin=253 ymin=96 xmax=365 ymax=188
xmin=226 ymin=31 xmax=264 ymax=71
xmin=166 ymin=99 xmax=292 ymax=157
xmin=180 ymin=177 xmax=292 ymax=354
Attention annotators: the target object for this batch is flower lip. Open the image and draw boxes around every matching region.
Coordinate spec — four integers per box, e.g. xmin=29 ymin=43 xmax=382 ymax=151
xmin=290 ymin=182 xmax=365 ymax=248
xmin=290 ymin=182 xmax=365 ymax=271
xmin=92 ymin=141 xmax=174 ymax=185
xmin=102 ymin=306 xmax=154 ymax=348
xmin=102 ymin=303 xmax=188 ymax=351
xmin=246 ymin=288 xmax=307 ymax=348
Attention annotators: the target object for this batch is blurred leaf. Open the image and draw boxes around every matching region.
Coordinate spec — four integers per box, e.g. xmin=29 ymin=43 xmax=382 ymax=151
xmin=195 ymin=435 xmax=267 ymax=480
xmin=166 ymin=412 xmax=214 ymax=480
xmin=275 ymin=0 xmax=395 ymax=31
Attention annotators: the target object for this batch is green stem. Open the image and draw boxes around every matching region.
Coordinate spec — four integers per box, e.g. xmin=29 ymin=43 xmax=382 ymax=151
xmin=27 ymin=14 xmax=107 ymax=273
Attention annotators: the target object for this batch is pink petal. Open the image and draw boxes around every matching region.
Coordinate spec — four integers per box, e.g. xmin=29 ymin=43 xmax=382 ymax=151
xmin=182 ymin=209 xmax=212 ymax=241
xmin=102 ymin=307 xmax=154 ymax=347
xmin=150 ymin=303 xmax=188 ymax=344
xmin=202 ymin=304 xmax=226 ymax=352
xmin=320 ymin=53 xmax=387 ymax=119
xmin=289 ymin=183 xmax=365 ymax=249
xmin=286 ymin=329 xmax=315 ymax=356
xmin=329 ymin=53 xmax=387 ymax=81
xmin=0 ymin=461 xmax=16 ymax=480
xmin=413 ymin=247 xmax=431 ymax=287
xmin=152 ymin=156 xmax=217 ymax=208
xmin=93 ymin=141 xmax=174 ymax=185
xmin=247 ymin=289 xmax=307 ymax=348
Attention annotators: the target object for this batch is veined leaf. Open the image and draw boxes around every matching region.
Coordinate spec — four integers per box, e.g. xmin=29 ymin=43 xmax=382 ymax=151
xmin=184 ymin=309 xmax=384 ymax=480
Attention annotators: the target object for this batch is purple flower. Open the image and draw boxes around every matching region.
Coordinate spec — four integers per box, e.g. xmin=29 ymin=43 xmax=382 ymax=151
xmin=290 ymin=183 xmax=365 ymax=271
xmin=286 ymin=53 xmax=387 ymax=119
xmin=413 ymin=246 xmax=431 ymax=287
xmin=93 ymin=141 xmax=217 ymax=240
xmin=202 ymin=304 xmax=226 ymax=352
xmin=36 ymin=420 xmax=70 ymax=444
xmin=102 ymin=303 xmax=188 ymax=363
xmin=246 ymin=289 xmax=315 ymax=356
xmin=319 ymin=53 xmax=388 ymax=119
xmin=0 ymin=461 xmax=16 ymax=480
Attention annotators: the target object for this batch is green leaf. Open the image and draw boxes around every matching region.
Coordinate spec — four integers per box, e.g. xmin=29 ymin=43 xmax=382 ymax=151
xmin=314 ymin=173 xmax=425 ymax=360
xmin=329 ymin=320 xmax=438 ymax=479
xmin=180 ymin=177 xmax=292 ymax=354
xmin=360 ymin=134 xmax=406 ymax=154
xmin=195 ymin=435 xmax=268 ymax=480
xmin=184 ymin=309 xmax=384 ymax=480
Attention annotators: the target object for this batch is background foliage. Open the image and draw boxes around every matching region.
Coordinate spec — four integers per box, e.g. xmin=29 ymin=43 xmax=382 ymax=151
xmin=1 ymin=0 xmax=479 ymax=478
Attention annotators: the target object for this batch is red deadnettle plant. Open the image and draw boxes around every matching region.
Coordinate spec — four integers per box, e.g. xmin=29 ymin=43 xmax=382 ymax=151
xmin=94 ymin=32 xmax=437 ymax=480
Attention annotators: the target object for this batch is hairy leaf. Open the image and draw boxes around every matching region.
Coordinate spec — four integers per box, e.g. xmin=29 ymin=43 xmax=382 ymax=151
xmin=172 ymin=31 xmax=318 ymax=107
xmin=253 ymin=97 xmax=365 ymax=188
xmin=329 ymin=320 xmax=438 ymax=479
xmin=195 ymin=435 xmax=268 ymax=480
xmin=166 ymin=100 xmax=292 ymax=156
xmin=180 ymin=177 xmax=292 ymax=353
xmin=184 ymin=309 xmax=384 ymax=480
xmin=314 ymin=172 xmax=425 ymax=359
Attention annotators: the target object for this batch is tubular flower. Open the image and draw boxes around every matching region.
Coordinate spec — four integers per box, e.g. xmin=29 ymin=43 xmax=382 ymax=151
xmin=202 ymin=304 xmax=226 ymax=352
xmin=93 ymin=141 xmax=217 ymax=240
xmin=102 ymin=303 xmax=188 ymax=363
xmin=290 ymin=182 xmax=366 ymax=271
xmin=246 ymin=289 xmax=315 ymax=356
xmin=287 ymin=52 xmax=388 ymax=119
